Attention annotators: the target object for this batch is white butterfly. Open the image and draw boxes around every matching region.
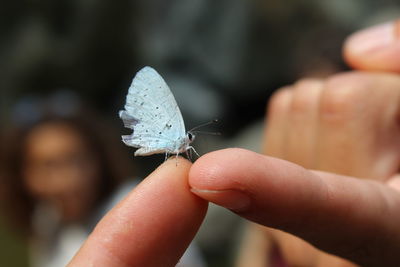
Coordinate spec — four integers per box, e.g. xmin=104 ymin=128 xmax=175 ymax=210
xmin=119 ymin=66 xmax=198 ymax=159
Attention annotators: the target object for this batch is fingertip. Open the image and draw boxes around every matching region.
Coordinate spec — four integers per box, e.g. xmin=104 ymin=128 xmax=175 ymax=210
xmin=343 ymin=20 xmax=400 ymax=72
xmin=189 ymin=148 xmax=328 ymax=227
xmin=189 ymin=148 xmax=260 ymax=190
xmin=164 ymin=155 xmax=192 ymax=167
xmin=160 ymin=156 xmax=192 ymax=176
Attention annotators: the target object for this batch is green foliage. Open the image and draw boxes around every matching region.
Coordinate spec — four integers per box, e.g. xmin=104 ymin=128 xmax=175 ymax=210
xmin=0 ymin=217 xmax=29 ymax=267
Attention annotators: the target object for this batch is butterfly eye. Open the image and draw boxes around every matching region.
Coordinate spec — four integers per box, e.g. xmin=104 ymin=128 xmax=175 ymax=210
xmin=188 ymin=132 xmax=193 ymax=141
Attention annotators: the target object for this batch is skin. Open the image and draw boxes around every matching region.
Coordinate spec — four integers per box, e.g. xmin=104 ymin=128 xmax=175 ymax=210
xmin=23 ymin=122 xmax=101 ymax=222
xmin=68 ymin=158 xmax=208 ymax=267
xmin=243 ymin=19 xmax=400 ymax=267
xmin=69 ymin=19 xmax=400 ymax=266
xmin=253 ymin=72 xmax=400 ymax=267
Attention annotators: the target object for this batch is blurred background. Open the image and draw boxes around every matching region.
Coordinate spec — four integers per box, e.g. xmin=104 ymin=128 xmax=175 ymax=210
xmin=0 ymin=1 xmax=399 ymax=266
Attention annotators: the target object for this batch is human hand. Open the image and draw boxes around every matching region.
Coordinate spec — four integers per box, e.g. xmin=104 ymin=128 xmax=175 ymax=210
xmin=258 ymin=19 xmax=400 ymax=266
xmin=189 ymin=20 xmax=400 ymax=267
xmin=265 ymin=19 xmax=400 ymax=179
xmin=262 ymin=73 xmax=400 ymax=266
xmin=68 ymin=158 xmax=207 ymax=267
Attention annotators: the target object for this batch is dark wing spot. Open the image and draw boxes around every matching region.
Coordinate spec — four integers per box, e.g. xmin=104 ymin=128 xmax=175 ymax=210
xmin=159 ymin=132 xmax=162 ymax=134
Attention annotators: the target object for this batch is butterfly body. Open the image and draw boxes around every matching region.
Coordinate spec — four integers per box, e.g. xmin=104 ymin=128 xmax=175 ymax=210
xmin=119 ymin=66 xmax=195 ymax=157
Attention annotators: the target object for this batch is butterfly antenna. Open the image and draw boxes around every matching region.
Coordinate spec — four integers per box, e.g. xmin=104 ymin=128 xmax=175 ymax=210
xmin=191 ymin=130 xmax=221 ymax=136
xmin=189 ymin=119 xmax=219 ymax=132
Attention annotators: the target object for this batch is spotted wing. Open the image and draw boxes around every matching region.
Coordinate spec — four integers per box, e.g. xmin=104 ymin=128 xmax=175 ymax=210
xmin=119 ymin=66 xmax=186 ymax=155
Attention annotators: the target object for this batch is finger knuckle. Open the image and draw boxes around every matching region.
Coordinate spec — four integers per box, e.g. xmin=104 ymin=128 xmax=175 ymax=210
xmin=267 ymin=87 xmax=292 ymax=116
xmin=320 ymin=72 xmax=371 ymax=117
xmin=290 ymin=78 xmax=323 ymax=113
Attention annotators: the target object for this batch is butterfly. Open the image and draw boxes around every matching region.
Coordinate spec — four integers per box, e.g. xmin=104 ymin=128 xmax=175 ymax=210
xmin=119 ymin=66 xmax=199 ymax=160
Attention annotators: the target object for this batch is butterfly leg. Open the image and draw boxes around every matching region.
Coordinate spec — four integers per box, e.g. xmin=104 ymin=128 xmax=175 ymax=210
xmin=175 ymin=153 xmax=180 ymax=166
xmin=164 ymin=152 xmax=169 ymax=161
xmin=186 ymin=148 xmax=193 ymax=162
xmin=189 ymin=147 xmax=194 ymax=161
xmin=188 ymin=146 xmax=200 ymax=158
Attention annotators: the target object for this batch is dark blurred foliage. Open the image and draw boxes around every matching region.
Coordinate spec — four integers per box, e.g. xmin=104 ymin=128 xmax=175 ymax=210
xmin=0 ymin=0 xmax=137 ymax=118
xmin=0 ymin=1 xmax=338 ymax=129
xmin=0 ymin=218 xmax=29 ymax=267
xmin=1 ymin=0 xmax=399 ymax=133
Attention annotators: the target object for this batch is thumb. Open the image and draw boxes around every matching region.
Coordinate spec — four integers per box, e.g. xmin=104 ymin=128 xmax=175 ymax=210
xmin=344 ymin=20 xmax=400 ymax=72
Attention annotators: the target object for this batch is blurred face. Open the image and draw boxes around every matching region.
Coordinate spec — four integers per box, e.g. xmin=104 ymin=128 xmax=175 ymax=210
xmin=22 ymin=122 xmax=101 ymax=222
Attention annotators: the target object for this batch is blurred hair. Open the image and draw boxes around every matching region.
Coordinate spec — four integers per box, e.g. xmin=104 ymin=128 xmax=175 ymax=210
xmin=0 ymin=93 xmax=134 ymax=237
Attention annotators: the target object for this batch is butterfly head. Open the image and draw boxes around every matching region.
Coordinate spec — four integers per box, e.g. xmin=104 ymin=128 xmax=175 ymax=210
xmin=186 ymin=132 xmax=195 ymax=143
xmin=176 ymin=132 xmax=195 ymax=154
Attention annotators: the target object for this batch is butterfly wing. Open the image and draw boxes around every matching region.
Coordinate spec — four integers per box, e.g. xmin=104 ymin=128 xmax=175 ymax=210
xmin=119 ymin=66 xmax=186 ymax=156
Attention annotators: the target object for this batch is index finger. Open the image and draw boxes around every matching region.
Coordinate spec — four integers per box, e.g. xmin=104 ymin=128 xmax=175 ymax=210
xmin=189 ymin=149 xmax=400 ymax=266
xmin=69 ymin=158 xmax=208 ymax=267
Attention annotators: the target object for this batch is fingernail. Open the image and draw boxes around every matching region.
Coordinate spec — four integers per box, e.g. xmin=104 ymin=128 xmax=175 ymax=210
xmin=190 ymin=188 xmax=251 ymax=212
xmin=346 ymin=21 xmax=398 ymax=55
